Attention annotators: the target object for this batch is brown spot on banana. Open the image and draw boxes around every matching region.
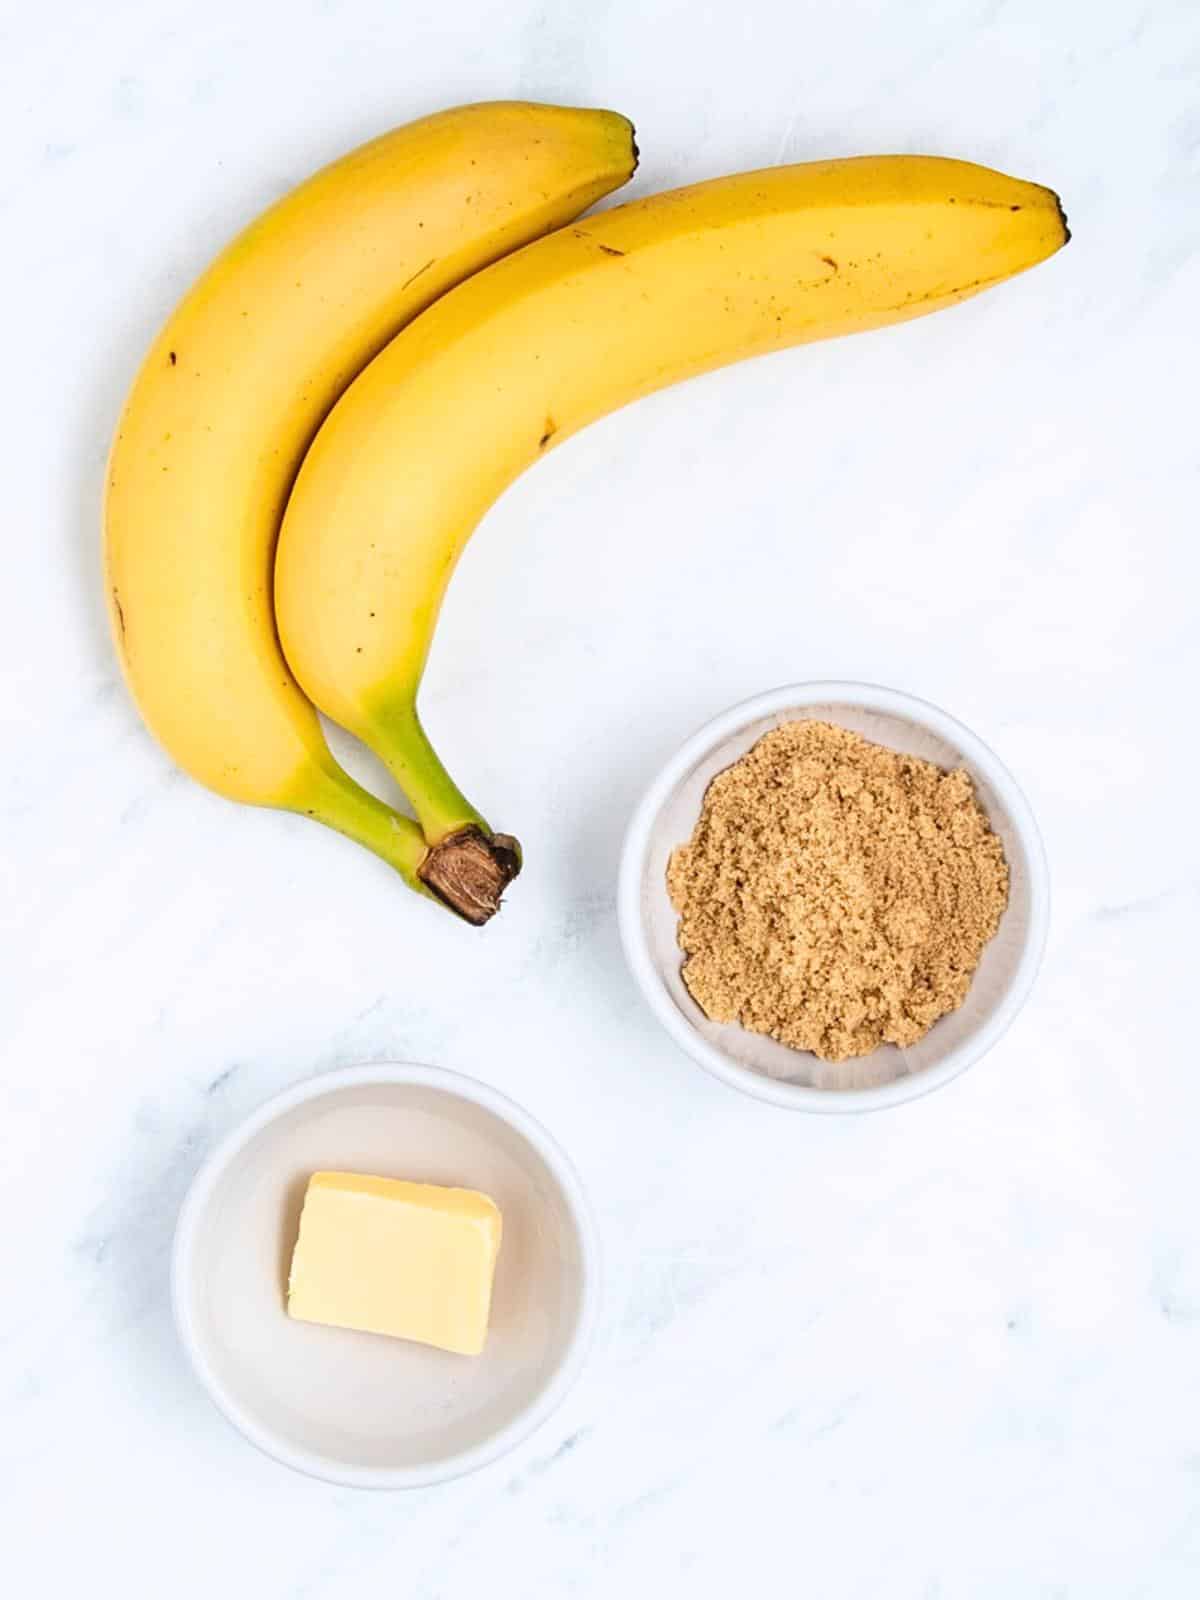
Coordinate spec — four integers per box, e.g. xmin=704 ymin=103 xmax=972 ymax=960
xmin=400 ymin=258 xmax=437 ymax=291
xmin=572 ymin=228 xmax=626 ymax=257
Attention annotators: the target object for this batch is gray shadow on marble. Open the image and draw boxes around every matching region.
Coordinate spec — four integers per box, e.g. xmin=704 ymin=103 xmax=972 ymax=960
xmin=72 ymin=1102 xmax=219 ymax=1411
xmin=71 ymin=259 xmax=182 ymax=694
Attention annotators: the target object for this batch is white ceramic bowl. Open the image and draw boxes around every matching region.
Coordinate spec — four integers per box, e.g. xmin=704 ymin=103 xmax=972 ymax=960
xmin=619 ymin=682 xmax=1049 ymax=1113
xmin=172 ymin=1063 xmax=600 ymax=1488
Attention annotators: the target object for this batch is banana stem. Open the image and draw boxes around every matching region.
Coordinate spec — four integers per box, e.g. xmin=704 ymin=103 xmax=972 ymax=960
xmin=373 ymin=699 xmax=490 ymax=843
xmin=372 ymin=699 xmax=521 ymax=925
xmin=293 ymin=764 xmax=432 ymax=899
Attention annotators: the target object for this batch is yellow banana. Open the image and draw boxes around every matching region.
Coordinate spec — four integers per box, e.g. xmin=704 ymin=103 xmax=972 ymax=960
xmin=276 ymin=153 xmax=1068 ymax=922
xmin=104 ymin=102 xmax=636 ymax=912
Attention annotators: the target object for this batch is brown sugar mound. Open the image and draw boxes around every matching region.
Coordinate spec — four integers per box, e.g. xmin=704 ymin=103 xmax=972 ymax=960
xmin=666 ymin=721 xmax=1009 ymax=1063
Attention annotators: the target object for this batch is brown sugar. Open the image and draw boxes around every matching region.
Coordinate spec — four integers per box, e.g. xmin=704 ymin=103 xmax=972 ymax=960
xmin=666 ymin=721 xmax=1009 ymax=1062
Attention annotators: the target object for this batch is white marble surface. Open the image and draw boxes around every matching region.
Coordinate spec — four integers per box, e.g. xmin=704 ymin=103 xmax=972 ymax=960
xmin=3 ymin=0 xmax=1198 ymax=1592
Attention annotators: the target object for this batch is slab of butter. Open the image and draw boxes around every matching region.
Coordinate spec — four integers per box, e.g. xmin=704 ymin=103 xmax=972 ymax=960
xmin=287 ymin=1172 xmax=502 ymax=1356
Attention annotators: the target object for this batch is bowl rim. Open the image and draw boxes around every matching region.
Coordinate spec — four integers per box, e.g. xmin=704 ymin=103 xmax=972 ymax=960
xmin=617 ymin=680 xmax=1050 ymax=1114
xmin=171 ymin=1061 xmax=602 ymax=1489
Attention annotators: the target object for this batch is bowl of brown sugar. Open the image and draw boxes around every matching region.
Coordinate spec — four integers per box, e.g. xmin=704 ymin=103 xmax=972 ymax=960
xmin=618 ymin=682 xmax=1049 ymax=1112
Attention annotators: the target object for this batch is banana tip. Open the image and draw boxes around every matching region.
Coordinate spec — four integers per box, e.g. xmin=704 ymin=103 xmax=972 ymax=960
xmin=1050 ymin=187 xmax=1070 ymax=245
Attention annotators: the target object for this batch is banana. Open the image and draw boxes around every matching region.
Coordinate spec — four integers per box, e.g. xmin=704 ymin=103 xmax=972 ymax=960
xmin=104 ymin=102 xmax=636 ymax=913
xmin=275 ymin=154 xmax=1068 ymax=921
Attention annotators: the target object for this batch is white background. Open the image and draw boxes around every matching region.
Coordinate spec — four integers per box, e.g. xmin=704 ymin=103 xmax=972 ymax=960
xmin=3 ymin=1 xmax=1199 ymax=1594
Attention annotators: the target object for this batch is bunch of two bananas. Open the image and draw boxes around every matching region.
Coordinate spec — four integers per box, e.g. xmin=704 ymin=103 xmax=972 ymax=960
xmin=105 ymin=101 xmax=1066 ymax=924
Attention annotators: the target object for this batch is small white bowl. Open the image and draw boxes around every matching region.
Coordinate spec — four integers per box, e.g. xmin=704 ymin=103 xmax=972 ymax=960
xmin=619 ymin=682 xmax=1049 ymax=1113
xmin=172 ymin=1063 xmax=600 ymax=1488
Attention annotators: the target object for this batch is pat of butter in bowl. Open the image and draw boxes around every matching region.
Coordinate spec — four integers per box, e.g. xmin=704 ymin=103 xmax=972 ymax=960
xmin=287 ymin=1172 xmax=502 ymax=1356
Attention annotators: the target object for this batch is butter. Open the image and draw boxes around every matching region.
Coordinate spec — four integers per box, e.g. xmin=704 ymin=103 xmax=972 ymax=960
xmin=286 ymin=1171 xmax=502 ymax=1355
